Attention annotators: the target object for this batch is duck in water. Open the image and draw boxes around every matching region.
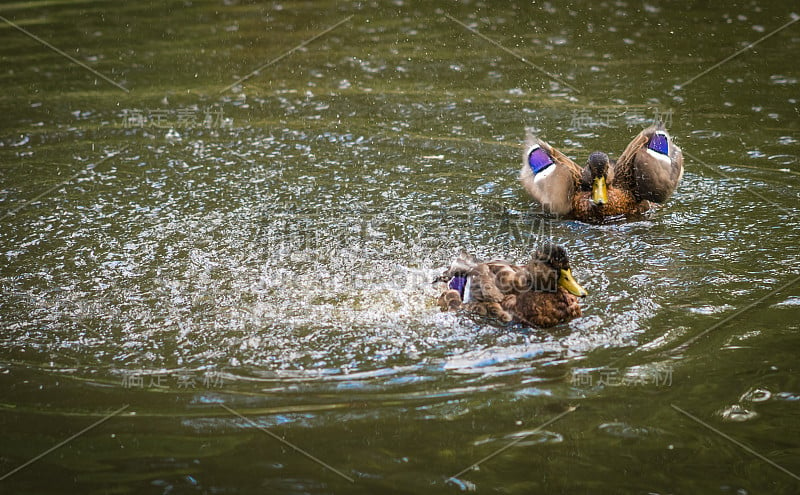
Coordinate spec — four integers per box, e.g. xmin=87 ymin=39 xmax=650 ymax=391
xmin=520 ymin=124 xmax=684 ymax=223
xmin=435 ymin=244 xmax=587 ymax=328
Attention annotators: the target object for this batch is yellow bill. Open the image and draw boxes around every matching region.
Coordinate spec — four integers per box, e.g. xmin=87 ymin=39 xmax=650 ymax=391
xmin=559 ymin=268 xmax=588 ymax=297
xmin=592 ymin=176 xmax=608 ymax=205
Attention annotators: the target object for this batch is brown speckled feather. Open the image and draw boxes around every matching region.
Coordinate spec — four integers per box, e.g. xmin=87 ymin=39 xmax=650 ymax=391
xmin=572 ymin=188 xmax=649 ymax=223
xmin=468 ymin=263 xmax=506 ymax=303
xmin=512 ymin=288 xmax=581 ymax=328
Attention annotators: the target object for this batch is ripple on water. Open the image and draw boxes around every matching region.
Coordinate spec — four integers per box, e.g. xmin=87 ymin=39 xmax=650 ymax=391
xmin=739 ymin=387 xmax=771 ymax=403
xmin=773 ymin=296 xmax=800 ymax=308
xmin=718 ymin=405 xmax=759 ymax=422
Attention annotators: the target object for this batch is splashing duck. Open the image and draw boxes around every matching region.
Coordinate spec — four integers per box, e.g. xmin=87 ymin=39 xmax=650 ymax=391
xmin=520 ymin=124 xmax=684 ymax=223
xmin=435 ymin=244 xmax=587 ymax=328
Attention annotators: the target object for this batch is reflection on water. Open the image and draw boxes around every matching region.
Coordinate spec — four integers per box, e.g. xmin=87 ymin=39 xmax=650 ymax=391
xmin=1 ymin=0 xmax=799 ymax=493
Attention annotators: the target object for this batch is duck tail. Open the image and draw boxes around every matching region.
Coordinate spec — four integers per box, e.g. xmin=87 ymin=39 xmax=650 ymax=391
xmin=433 ymin=251 xmax=481 ymax=283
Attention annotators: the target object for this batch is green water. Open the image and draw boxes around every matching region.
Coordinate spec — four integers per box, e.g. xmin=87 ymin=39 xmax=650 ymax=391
xmin=1 ymin=1 xmax=799 ymax=493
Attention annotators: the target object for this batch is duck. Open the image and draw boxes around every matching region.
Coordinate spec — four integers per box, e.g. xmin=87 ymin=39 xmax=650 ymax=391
xmin=519 ymin=123 xmax=684 ymax=223
xmin=435 ymin=244 xmax=587 ymax=328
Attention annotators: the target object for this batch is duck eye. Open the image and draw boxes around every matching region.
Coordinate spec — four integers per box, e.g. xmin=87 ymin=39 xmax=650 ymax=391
xmin=528 ymin=146 xmax=555 ymax=174
xmin=647 ymin=132 xmax=669 ymax=155
xmin=449 ymin=275 xmax=468 ymax=298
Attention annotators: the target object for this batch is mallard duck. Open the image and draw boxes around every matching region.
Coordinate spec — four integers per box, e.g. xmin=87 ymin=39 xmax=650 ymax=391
xmin=519 ymin=124 xmax=684 ymax=223
xmin=435 ymin=244 xmax=587 ymax=328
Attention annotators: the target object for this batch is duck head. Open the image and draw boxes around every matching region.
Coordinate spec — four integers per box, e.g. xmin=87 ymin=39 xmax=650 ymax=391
xmin=535 ymin=244 xmax=588 ymax=297
xmin=586 ymin=152 xmax=611 ymax=206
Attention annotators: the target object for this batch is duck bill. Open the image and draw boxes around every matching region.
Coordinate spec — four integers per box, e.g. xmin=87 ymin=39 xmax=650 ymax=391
xmin=592 ymin=176 xmax=608 ymax=205
xmin=559 ymin=268 xmax=588 ymax=297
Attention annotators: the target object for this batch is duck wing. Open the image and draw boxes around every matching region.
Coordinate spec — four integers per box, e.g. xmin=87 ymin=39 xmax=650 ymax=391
xmin=520 ymin=132 xmax=582 ymax=215
xmin=468 ymin=263 xmax=507 ymax=303
xmin=435 ymin=253 xmax=505 ymax=303
xmin=435 ymin=251 xmax=481 ymax=282
xmin=613 ymin=124 xmax=684 ymax=203
xmin=484 ymin=260 xmax=529 ymax=294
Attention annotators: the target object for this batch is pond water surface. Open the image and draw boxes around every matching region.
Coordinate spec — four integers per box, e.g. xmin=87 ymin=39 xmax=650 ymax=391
xmin=1 ymin=1 xmax=799 ymax=494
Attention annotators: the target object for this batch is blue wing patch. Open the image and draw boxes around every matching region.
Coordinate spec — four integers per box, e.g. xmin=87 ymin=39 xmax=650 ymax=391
xmin=647 ymin=131 xmax=669 ymax=156
xmin=528 ymin=146 xmax=555 ymax=174
xmin=449 ymin=275 xmax=468 ymax=299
